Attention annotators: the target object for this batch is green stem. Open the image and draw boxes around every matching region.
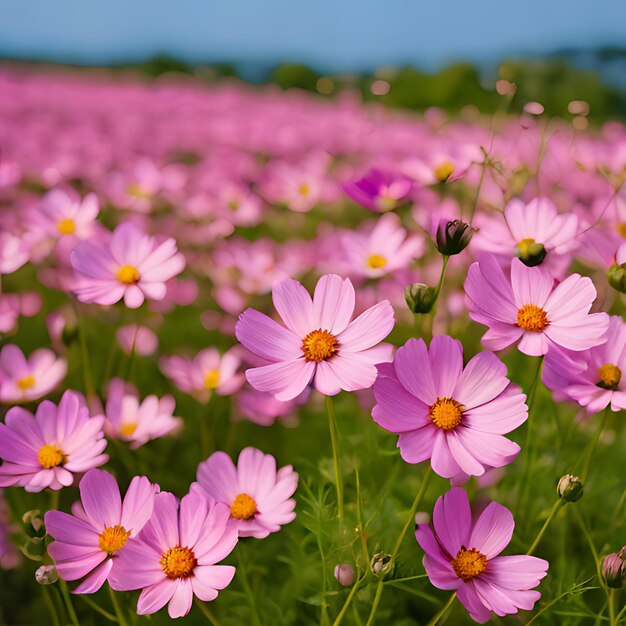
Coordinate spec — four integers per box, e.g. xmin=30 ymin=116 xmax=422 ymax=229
xmin=425 ymin=256 xmax=449 ymax=340
xmin=609 ymin=589 xmax=617 ymax=626
xmin=200 ymin=391 xmax=214 ymax=459
xmin=527 ymin=499 xmax=563 ymax=556
xmin=108 ymin=586 xmax=129 ymax=626
xmin=194 ymin=597 xmax=220 ymax=626
xmin=333 ymin=574 xmax=366 ymax=626
xmin=79 ymin=593 xmax=118 ymax=622
xmin=426 ymin=592 xmax=457 ymax=626
xmin=365 ymin=578 xmax=385 ymax=626
xmin=469 ymin=159 xmax=487 ymax=222
xmin=48 ymin=488 xmax=60 ymax=512
xmin=326 ymin=395 xmax=344 ymax=527
xmin=41 ymin=586 xmax=61 ymax=626
xmin=76 ymin=308 xmax=95 ymax=400
xmin=580 ymin=407 xmax=609 ymax=483
xmin=59 ymin=580 xmax=80 ymax=626
xmin=238 ymin=547 xmax=262 ymax=626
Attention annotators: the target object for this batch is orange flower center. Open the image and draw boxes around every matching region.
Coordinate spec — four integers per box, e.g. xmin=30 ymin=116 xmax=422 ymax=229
xmin=57 ymin=218 xmax=76 ymax=235
xmin=598 ymin=363 xmax=622 ymax=390
xmin=116 ymin=264 xmax=140 ymax=285
xmin=160 ymin=546 xmax=197 ymax=579
xmin=120 ymin=422 xmax=138 ymax=437
xmin=434 ymin=160 xmax=455 ymax=183
xmin=429 ymin=397 xmax=463 ymax=430
xmin=516 ymin=304 xmax=548 ymax=332
xmin=16 ymin=374 xmax=36 ymax=392
xmin=37 ymin=444 xmax=66 ymax=469
xmin=616 ymin=222 xmax=626 ymax=238
xmin=451 ymin=547 xmax=487 ymax=582
xmin=230 ymin=493 xmax=257 ymax=520
xmin=302 ymin=329 xmax=338 ymax=363
xmin=298 ymin=183 xmax=310 ymax=196
xmin=203 ymin=369 xmax=221 ymax=389
xmin=367 ymin=254 xmax=388 ymax=269
xmin=98 ymin=525 xmax=129 ymax=554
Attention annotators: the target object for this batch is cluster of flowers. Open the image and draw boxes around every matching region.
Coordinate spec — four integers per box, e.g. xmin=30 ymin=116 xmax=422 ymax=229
xmin=0 ymin=67 xmax=625 ymax=623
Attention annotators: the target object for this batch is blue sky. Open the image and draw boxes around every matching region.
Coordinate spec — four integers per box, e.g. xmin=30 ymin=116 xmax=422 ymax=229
xmin=1 ymin=0 xmax=625 ymax=72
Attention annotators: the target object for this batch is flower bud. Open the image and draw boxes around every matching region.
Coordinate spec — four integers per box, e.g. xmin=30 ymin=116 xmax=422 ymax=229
xmin=557 ymin=474 xmax=583 ymax=503
xmin=435 ymin=219 xmax=473 ymax=256
xmin=334 ymin=563 xmax=355 ymax=587
xmin=370 ymin=552 xmax=393 ymax=577
xmin=415 ymin=512 xmax=430 ymax=526
xmin=22 ymin=510 xmax=44 ymax=533
xmin=602 ymin=553 xmax=624 ymax=589
xmin=608 ymin=263 xmax=626 ymax=293
xmin=516 ymin=238 xmax=547 ymax=267
xmin=405 ymin=283 xmax=436 ymax=314
xmin=35 ymin=565 xmax=58 ymax=585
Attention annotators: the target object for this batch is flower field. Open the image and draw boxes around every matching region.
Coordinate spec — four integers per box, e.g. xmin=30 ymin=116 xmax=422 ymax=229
xmin=0 ymin=67 xmax=625 ymax=625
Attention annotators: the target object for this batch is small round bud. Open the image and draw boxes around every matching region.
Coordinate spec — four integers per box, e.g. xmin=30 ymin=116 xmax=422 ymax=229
xmin=557 ymin=474 xmax=583 ymax=503
xmin=334 ymin=563 xmax=355 ymax=587
xmin=405 ymin=283 xmax=436 ymax=314
xmin=435 ymin=219 xmax=473 ymax=256
xmin=608 ymin=263 xmax=626 ymax=294
xmin=35 ymin=565 xmax=58 ymax=585
xmin=370 ymin=552 xmax=393 ymax=577
xmin=22 ymin=510 xmax=44 ymax=534
xmin=602 ymin=553 xmax=624 ymax=589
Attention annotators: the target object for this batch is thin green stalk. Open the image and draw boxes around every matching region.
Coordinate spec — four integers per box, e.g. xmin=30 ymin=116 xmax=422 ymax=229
xmin=326 ymin=395 xmax=344 ymax=526
xmin=425 ymin=255 xmax=449 ymax=339
xmin=79 ymin=594 xmax=118 ymax=622
xmin=76 ymin=308 xmax=96 ymax=400
xmin=333 ymin=573 xmax=366 ymax=626
xmin=41 ymin=586 xmax=61 ymax=626
xmin=200 ymin=391 xmax=215 ymax=459
xmin=527 ymin=499 xmax=563 ymax=556
xmin=238 ymin=547 xmax=263 ymax=626
xmin=365 ymin=579 xmax=385 ymax=626
xmin=580 ymin=407 xmax=609 ymax=483
xmin=108 ymin=586 xmax=129 ymax=626
xmin=194 ymin=598 xmax=220 ymax=626
xmin=48 ymin=488 xmax=60 ymax=512
xmin=59 ymin=579 xmax=80 ymax=626
xmin=469 ymin=160 xmax=487 ymax=222
xmin=426 ymin=592 xmax=457 ymax=626
xmin=609 ymin=589 xmax=617 ymax=626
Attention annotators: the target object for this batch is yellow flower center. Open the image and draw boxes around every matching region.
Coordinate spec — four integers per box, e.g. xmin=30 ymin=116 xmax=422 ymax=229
xmin=516 ymin=237 xmax=536 ymax=257
xmin=120 ymin=422 xmax=138 ymax=437
xmin=203 ymin=369 xmax=221 ymax=389
xmin=98 ymin=525 xmax=129 ymax=554
xmin=429 ymin=397 xmax=463 ymax=430
xmin=434 ymin=160 xmax=455 ymax=183
xmin=116 ymin=264 xmax=140 ymax=285
xmin=228 ymin=199 xmax=240 ymax=211
xmin=367 ymin=254 xmax=388 ymax=269
xmin=37 ymin=444 xmax=66 ymax=469
xmin=376 ymin=195 xmax=397 ymax=212
xmin=16 ymin=375 xmax=36 ymax=392
xmin=160 ymin=546 xmax=197 ymax=579
xmin=615 ymin=222 xmax=626 ymax=238
xmin=126 ymin=183 xmax=152 ymax=199
xmin=230 ymin=493 xmax=258 ymax=520
xmin=57 ymin=218 xmax=76 ymax=235
xmin=298 ymin=184 xmax=310 ymax=196
xmin=302 ymin=329 xmax=338 ymax=363
xmin=516 ymin=304 xmax=548 ymax=332
xmin=451 ymin=547 xmax=487 ymax=582
xmin=598 ymin=363 xmax=622 ymax=390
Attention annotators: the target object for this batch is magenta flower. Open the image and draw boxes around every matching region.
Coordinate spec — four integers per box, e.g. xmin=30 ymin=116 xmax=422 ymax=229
xmin=45 ymin=469 xmax=157 ymax=593
xmin=37 ymin=188 xmax=99 ymax=240
xmin=372 ymin=336 xmax=527 ymax=480
xmin=159 ymin=347 xmax=244 ymax=403
xmin=464 ymin=255 xmax=609 ymax=356
xmin=543 ymin=315 xmax=626 ymax=414
xmin=192 ymin=447 xmax=298 ymax=539
xmin=109 ymin=491 xmax=238 ymax=619
xmin=71 ymin=221 xmax=185 ymax=309
xmin=342 ymin=168 xmax=412 ymax=212
xmin=104 ymin=378 xmax=181 ymax=448
xmin=416 ymin=488 xmax=548 ymax=623
xmin=116 ymin=324 xmax=158 ymax=356
xmin=0 ymin=390 xmax=107 ymax=492
xmin=236 ymin=274 xmax=395 ymax=401
xmin=0 ymin=344 xmax=67 ymax=403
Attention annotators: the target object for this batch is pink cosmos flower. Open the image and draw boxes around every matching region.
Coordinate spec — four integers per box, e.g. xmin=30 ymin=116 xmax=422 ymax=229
xmin=0 ymin=390 xmax=107 ymax=492
xmin=192 ymin=447 xmax=298 ymax=539
xmin=340 ymin=213 xmax=423 ymax=279
xmin=109 ymin=491 xmax=238 ymax=619
xmin=372 ymin=336 xmax=527 ymax=480
xmin=0 ymin=344 xmax=67 ymax=403
xmin=45 ymin=469 xmax=157 ymax=593
xmin=116 ymin=324 xmax=158 ymax=356
xmin=464 ymin=255 xmax=609 ymax=356
xmin=543 ymin=315 xmax=626 ymax=414
xmin=104 ymin=378 xmax=181 ymax=448
xmin=416 ymin=488 xmax=548 ymax=623
xmin=237 ymin=386 xmax=308 ymax=427
xmin=0 ymin=232 xmax=29 ymax=275
xmin=37 ymin=188 xmax=99 ymax=240
xmin=473 ymin=198 xmax=579 ymax=275
xmin=236 ymin=274 xmax=395 ymax=401
xmin=342 ymin=168 xmax=412 ymax=212
xmin=70 ymin=222 xmax=186 ymax=309
xmin=159 ymin=347 xmax=244 ymax=403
